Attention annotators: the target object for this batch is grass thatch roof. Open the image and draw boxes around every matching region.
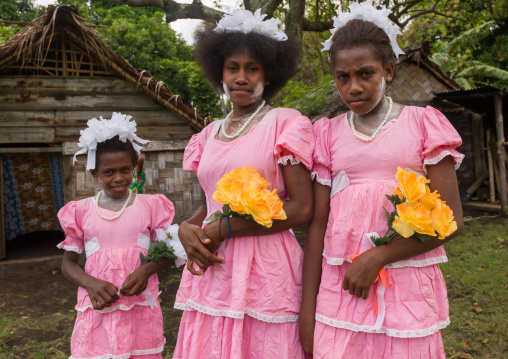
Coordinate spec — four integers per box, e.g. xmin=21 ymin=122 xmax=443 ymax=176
xmin=0 ymin=4 xmax=205 ymax=131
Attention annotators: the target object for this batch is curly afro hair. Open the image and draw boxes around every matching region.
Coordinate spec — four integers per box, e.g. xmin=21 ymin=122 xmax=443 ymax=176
xmin=194 ymin=25 xmax=301 ymax=100
xmin=95 ymin=136 xmax=138 ymax=169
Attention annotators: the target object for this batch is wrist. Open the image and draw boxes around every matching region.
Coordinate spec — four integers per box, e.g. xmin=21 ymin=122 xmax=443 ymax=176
xmin=370 ymin=245 xmax=392 ymax=268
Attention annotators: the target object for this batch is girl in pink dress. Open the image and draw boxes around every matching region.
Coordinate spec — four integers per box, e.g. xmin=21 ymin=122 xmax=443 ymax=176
xmin=58 ymin=114 xmax=175 ymax=358
xmin=299 ymin=3 xmax=464 ymax=358
xmin=173 ymin=9 xmax=314 ymax=359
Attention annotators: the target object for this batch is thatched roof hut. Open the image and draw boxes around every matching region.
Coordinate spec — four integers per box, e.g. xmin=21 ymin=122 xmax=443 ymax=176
xmin=0 ymin=5 xmax=203 ymax=259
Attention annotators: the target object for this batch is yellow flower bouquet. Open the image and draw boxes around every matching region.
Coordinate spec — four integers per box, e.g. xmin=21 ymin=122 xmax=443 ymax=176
xmin=206 ymin=167 xmax=287 ymax=228
xmin=373 ymin=167 xmax=457 ymax=246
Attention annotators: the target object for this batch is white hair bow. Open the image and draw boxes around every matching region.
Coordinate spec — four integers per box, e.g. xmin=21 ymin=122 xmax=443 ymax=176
xmin=322 ymin=1 xmax=404 ymax=58
xmin=214 ymin=9 xmax=288 ymax=41
xmin=73 ymin=112 xmax=149 ymax=170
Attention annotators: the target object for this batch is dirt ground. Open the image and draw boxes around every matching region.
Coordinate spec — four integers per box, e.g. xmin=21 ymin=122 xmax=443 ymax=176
xmin=0 ymin=263 xmax=184 ymax=358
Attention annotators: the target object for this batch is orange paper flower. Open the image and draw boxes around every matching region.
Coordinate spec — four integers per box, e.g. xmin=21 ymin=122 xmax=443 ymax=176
xmin=392 ymin=202 xmax=435 ymax=238
xmin=212 ymin=167 xmax=286 ymax=228
xmin=395 ymin=167 xmax=428 ymax=203
xmin=419 ymin=186 xmax=441 ymax=210
xmin=431 ymin=200 xmax=458 ymax=239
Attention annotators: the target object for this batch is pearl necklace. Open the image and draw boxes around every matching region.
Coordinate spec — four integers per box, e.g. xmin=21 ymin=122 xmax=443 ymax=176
xmin=349 ymin=97 xmax=393 ymax=143
xmin=221 ymin=100 xmax=266 ymax=140
xmin=95 ymin=189 xmax=132 ymax=221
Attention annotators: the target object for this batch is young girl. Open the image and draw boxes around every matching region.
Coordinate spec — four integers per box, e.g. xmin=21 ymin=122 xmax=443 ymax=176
xmin=58 ymin=113 xmax=175 ymax=359
xmin=299 ymin=3 xmax=464 ymax=358
xmin=173 ymin=9 xmax=314 ymax=358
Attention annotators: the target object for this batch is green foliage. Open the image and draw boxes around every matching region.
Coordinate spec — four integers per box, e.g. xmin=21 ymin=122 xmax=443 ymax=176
xmin=403 ymin=0 xmax=508 ymax=88
xmin=85 ymin=1 xmax=222 ymax=118
xmin=275 ymin=75 xmax=336 ymax=117
xmin=0 ymin=0 xmax=37 ymax=44
xmin=140 ymin=239 xmax=176 ymax=265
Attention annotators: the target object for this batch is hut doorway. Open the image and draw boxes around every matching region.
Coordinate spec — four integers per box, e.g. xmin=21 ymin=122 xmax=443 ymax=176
xmin=0 ymin=147 xmax=65 ymax=260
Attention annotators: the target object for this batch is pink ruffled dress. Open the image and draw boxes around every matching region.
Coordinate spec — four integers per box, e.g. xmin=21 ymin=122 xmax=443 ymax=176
xmin=311 ymin=106 xmax=464 ymax=359
xmin=173 ymin=108 xmax=314 ymax=358
xmin=57 ymin=194 xmax=175 ymax=359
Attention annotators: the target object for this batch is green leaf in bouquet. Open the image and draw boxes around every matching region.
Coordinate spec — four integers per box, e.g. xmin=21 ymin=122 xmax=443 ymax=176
xmin=413 ymin=232 xmax=436 ymax=243
xmin=372 ymin=235 xmax=391 ymax=246
xmin=231 ymin=211 xmax=255 ymax=222
xmin=141 ymin=240 xmax=176 ymax=265
xmin=205 ymin=210 xmax=224 ymax=223
xmin=222 ymin=204 xmax=233 ymax=216
xmin=384 ymin=208 xmax=396 ymax=229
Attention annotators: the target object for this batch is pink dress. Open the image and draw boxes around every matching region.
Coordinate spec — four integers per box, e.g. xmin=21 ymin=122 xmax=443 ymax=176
xmin=173 ymin=108 xmax=314 ymax=358
xmin=312 ymin=106 xmax=464 ymax=359
xmin=57 ymin=194 xmax=175 ymax=359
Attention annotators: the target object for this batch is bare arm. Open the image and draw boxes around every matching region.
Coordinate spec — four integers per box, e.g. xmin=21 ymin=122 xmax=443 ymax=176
xmin=61 ymin=251 xmax=120 ymax=309
xmin=299 ymin=181 xmax=330 ymax=355
xmin=135 ymin=153 xmax=144 ymax=174
xmin=343 ymin=156 xmax=464 ymax=299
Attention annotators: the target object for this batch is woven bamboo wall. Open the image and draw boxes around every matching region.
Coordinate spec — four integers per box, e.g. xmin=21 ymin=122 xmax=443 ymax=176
xmin=62 ymin=141 xmax=202 ymax=224
xmin=388 ymin=62 xmax=449 ymax=101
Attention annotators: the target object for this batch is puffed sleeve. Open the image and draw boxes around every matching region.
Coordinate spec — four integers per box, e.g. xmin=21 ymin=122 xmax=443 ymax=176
xmin=311 ymin=118 xmax=332 ymax=187
xmin=149 ymin=194 xmax=175 ymax=240
xmin=56 ymin=201 xmax=84 ymax=254
xmin=182 ymin=122 xmax=217 ymax=173
xmin=421 ymin=106 xmax=465 ymax=173
xmin=182 ymin=133 xmax=203 ymax=173
xmin=273 ymin=109 xmax=315 ymax=170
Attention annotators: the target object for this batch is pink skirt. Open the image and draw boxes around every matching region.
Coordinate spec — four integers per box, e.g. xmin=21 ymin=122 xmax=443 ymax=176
xmin=173 ymin=310 xmax=306 ymax=359
xmin=313 ymin=321 xmax=445 ymax=359
xmin=70 ymin=304 xmax=165 ymax=359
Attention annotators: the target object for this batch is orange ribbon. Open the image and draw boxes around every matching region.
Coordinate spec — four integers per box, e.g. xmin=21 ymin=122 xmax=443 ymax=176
xmin=349 ymin=254 xmax=393 ymax=314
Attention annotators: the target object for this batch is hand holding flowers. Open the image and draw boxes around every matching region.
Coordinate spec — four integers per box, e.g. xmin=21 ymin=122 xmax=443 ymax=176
xmin=374 ymin=167 xmax=457 ymax=245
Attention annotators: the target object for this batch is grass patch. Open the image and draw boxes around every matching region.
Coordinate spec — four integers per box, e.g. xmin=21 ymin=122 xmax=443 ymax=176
xmin=442 ymin=218 xmax=508 ymax=358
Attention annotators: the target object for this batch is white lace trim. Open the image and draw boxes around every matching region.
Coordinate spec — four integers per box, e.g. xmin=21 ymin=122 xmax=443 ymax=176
xmin=311 ymin=171 xmax=332 ymax=187
xmin=76 ymin=293 xmax=161 ymax=313
xmin=323 ymin=252 xmax=448 ymax=268
xmin=423 ymin=150 xmax=464 ymax=174
xmin=57 ymin=243 xmax=82 ymax=254
xmin=69 ymin=338 xmax=165 ymax=359
xmin=174 ymin=299 xmax=299 ymax=323
xmin=277 ymin=155 xmax=301 ymax=166
xmin=315 ymin=314 xmax=450 ymax=338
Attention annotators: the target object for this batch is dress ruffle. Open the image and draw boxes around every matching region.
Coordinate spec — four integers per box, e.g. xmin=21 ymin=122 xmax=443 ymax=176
xmin=175 ymin=231 xmax=303 ymax=322
xmin=70 ymin=305 xmax=165 ymax=359
xmin=75 ymin=246 xmax=159 ymax=312
xmin=313 ymin=321 xmax=446 ymax=359
xmin=173 ymin=311 xmax=305 ymax=359
xmin=316 ymin=259 xmax=450 ymax=338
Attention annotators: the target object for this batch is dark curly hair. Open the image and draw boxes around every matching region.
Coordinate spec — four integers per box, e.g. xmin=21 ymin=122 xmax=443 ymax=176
xmin=95 ymin=136 xmax=138 ymax=169
xmin=194 ymin=25 xmax=300 ymax=99
xmin=328 ymin=19 xmax=400 ymax=68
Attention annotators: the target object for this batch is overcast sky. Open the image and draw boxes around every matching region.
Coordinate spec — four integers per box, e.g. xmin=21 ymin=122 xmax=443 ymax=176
xmin=33 ymin=0 xmax=240 ymax=44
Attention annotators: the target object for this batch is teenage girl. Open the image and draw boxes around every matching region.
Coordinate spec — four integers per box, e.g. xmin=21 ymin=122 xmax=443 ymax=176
xmin=299 ymin=3 xmax=464 ymax=358
xmin=173 ymin=9 xmax=314 ymax=358
xmin=58 ymin=116 xmax=174 ymax=358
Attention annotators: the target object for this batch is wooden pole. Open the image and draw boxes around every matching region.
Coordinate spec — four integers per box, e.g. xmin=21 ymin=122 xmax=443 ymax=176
xmin=0 ymin=156 xmax=6 ymax=260
xmin=495 ymin=95 xmax=507 ymax=209
xmin=487 ymin=129 xmax=496 ymax=203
